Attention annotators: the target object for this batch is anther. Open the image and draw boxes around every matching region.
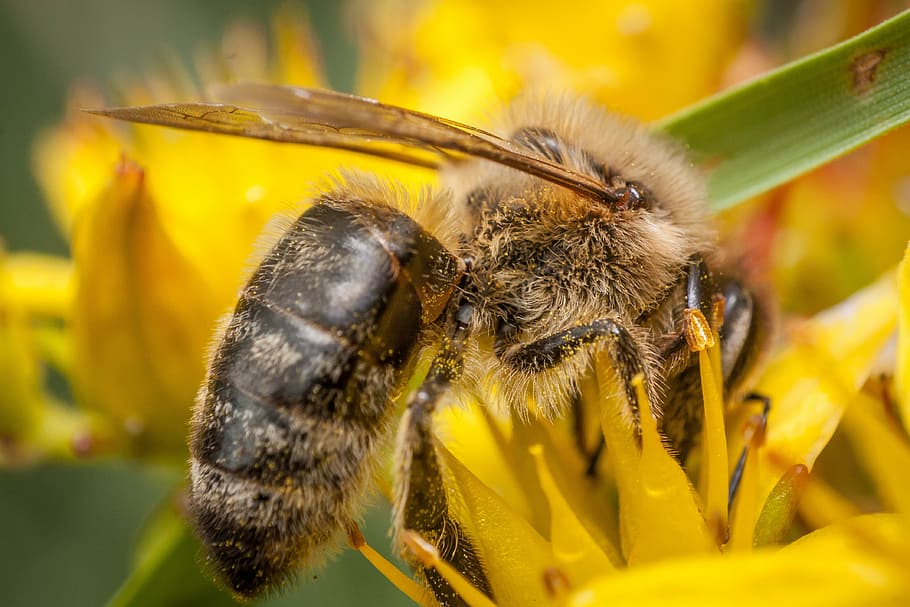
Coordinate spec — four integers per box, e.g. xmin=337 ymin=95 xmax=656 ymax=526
xmin=684 ymin=307 xmax=716 ymax=352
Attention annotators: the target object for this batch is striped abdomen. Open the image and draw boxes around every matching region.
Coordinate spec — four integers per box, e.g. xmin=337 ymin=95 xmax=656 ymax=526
xmin=189 ymin=197 xmax=458 ymax=598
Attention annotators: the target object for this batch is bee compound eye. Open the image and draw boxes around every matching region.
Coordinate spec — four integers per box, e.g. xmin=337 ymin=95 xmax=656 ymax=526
xmin=615 ymin=184 xmax=647 ymax=211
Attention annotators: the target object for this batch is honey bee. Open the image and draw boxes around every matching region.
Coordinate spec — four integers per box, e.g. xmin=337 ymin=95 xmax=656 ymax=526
xmin=93 ymin=84 xmax=770 ymax=604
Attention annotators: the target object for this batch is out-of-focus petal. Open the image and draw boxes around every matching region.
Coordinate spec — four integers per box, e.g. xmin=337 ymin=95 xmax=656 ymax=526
xmin=355 ymin=0 xmax=748 ymax=122
xmin=270 ymin=5 xmax=327 ymax=86
xmin=896 ymin=242 xmax=910 ymax=434
xmin=2 ymin=254 xmax=73 ymax=319
xmin=70 ymin=158 xmax=221 ymax=453
xmin=756 ymin=269 xmax=898 ymax=503
xmin=0 ymin=278 xmax=42 ymax=440
xmin=568 ymin=514 xmax=909 ymax=607
xmin=0 ymin=249 xmax=106 ymax=462
xmin=772 ymin=149 xmax=910 ymax=314
xmin=32 ymin=88 xmax=123 ymax=236
xmin=842 ymin=393 xmax=910 ymax=517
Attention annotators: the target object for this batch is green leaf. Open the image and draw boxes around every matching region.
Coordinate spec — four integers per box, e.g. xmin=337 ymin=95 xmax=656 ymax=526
xmin=661 ymin=10 xmax=910 ymax=211
xmin=106 ymin=501 xmax=237 ymax=607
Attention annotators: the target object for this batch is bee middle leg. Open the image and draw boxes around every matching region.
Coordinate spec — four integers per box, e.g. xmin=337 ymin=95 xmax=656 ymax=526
xmin=393 ymin=300 xmax=494 ymax=606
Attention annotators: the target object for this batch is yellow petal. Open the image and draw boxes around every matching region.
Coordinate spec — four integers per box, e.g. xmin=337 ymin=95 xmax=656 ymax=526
xmin=438 ymin=442 xmax=558 ymax=606
xmin=270 ymin=4 xmax=327 ymax=87
xmin=797 ymin=467 xmax=863 ymax=530
xmin=0 ymin=248 xmax=109 ymax=462
xmin=597 ymin=362 xmax=716 ymax=563
xmin=531 ymin=422 xmax=624 ymax=568
xmin=436 ymin=403 xmax=541 ymax=530
xmin=357 ymin=0 xmax=748 ymax=121
xmin=530 ymin=444 xmax=619 ymax=585
xmin=1 ymin=254 xmax=73 ymax=319
xmin=756 ymin=270 xmax=898 ymax=504
xmin=0 ymin=275 xmax=42 ymax=439
xmin=896 ymin=241 xmax=910 ymax=435
xmin=71 ymin=158 xmax=220 ymax=454
xmin=842 ymin=393 xmax=910 ymax=517
xmin=32 ymin=88 xmax=123 ymax=236
xmin=569 ymin=515 xmax=910 ymax=607
xmin=509 ymin=417 xmax=566 ymax=536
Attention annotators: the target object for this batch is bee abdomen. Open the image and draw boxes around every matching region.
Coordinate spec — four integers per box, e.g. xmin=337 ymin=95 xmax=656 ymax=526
xmin=189 ymin=198 xmax=458 ymax=598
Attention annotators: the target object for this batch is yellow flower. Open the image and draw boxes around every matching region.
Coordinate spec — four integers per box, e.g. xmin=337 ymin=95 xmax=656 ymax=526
xmin=356 ymin=0 xmax=748 ymax=121
xmin=31 ymin=11 xmax=385 ymax=455
xmin=361 ymin=256 xmax=907 ymax=607
xmin=0 ymin=247 xmax=104 ymax=462
xmin=13 ymin=1 xmax=910 ymax=606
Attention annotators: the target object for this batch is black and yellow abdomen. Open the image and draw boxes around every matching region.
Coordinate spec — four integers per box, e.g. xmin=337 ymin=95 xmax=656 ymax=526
xmin=189 ymin=196 xmax=458 ymax=598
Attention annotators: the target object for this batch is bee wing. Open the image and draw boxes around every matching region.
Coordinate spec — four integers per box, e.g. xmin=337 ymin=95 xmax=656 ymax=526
xmin=87 ymin=99 xmax=443 ymax=169
xmin=88 ymin=83 xmax=612 ymax=202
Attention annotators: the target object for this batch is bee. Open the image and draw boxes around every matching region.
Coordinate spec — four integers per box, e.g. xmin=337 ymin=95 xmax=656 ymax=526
xmin=93 ymin=84 xmax=770 ymax=604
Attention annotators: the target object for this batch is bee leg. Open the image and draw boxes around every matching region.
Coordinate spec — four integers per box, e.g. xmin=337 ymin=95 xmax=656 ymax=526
xmin=657 ymin=257 xmax=731 ymax=461
xmin=496 ymin=317 xmax=655 ymax=425
xmin=393 ymin=301 xmax=495 ymax=606
xmin=658 ymin=256 xmax=718 ymax=375
xmin=661 ymin=264 xmax=767 ymax=462
xmin=728 ymin=392 xmax=771 ymax=509
xmin=578 ymin=258 xmax=716 ymax=468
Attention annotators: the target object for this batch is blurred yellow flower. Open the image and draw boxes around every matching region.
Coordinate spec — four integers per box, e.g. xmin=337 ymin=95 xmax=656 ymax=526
xmin=31 ymin=12 xmax=380 ymax=454
xmin=0 ymin=248 xmax=103 ymax=463
xmin=356 ymin=0 xmax=749 ymax=121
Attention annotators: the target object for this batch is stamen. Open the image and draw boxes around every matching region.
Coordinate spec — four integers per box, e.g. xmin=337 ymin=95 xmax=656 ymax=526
xmin=401 ymin=530 xmax=499 ymax=607
xmin=697 ymin=336 xmax=729 ymax=541
xmin=684 ymin=308 xmax=716 ymax=352
xmin=728 ymin=411 xmax=767 ymax=550
xmin=344 ymin=521 xmax=433 ymax=607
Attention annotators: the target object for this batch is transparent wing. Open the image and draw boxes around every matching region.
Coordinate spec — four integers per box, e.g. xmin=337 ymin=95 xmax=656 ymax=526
xmin=88 ymin=83 xmax=612 ymax=202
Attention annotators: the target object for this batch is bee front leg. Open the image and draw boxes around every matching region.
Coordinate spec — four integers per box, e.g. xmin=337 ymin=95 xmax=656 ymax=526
xmin=495 ymin=317 xmax=657 ymax=428
xmin=393 ymin=301 xmax=494 ymax=607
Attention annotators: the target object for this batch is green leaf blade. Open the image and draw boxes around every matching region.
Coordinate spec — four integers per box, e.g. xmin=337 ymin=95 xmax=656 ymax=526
xmin=661 ymin=10 xmax=910 ymax=211
xmin=106 ymin=505 xmax=237 ymax=607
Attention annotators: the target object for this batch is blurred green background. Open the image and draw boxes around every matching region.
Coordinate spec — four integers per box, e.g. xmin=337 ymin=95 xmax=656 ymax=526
xmin=0 ymin=1 xmax=408 ymax=606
